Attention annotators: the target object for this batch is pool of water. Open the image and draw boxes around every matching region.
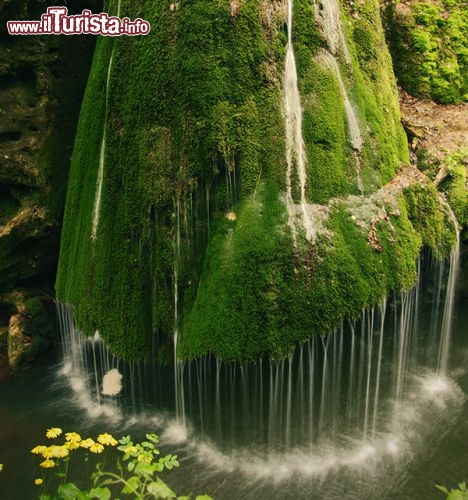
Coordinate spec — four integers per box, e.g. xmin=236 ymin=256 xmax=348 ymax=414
xmin=0 ymin=286 xmax=466 ymax=499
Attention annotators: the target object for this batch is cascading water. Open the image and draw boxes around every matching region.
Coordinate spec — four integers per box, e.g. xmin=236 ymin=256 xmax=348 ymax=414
xmin=173 ymin=194 xmax=186 ymax=430
xmin=91 ymin=0 xmax=122 ymax=239
xmin=314 ymin=1 xmax=364 ymax=193
xmin=53 ymin=2 xmax=463 ymax=496
xmin=57 ymin=236 xmax=462 ymax=496
xmin=318 ymin=51 xmax=362 ymax=154
xmin=438 ymin=205 xmax=460 ymax=374
xmin=284 ymin=0 xmax=315 ymax=242
xmin=314 ymin=0 xmax=351 ymax=64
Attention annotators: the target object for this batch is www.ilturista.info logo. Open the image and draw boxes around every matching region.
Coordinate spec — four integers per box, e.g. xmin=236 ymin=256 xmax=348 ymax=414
xmin=7 ymin=7 xmax=151 ymax=36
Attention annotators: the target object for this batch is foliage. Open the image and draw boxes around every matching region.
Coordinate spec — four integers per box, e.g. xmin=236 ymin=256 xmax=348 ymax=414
xmin=443 ymin=150 xmax=468 ymax=228
xmin=55 ymin=0 xmax=451 ymax=365
xmin=403 ymin=183 xmax=456 ymax=257
xmin=436 ymin=481 xmax=468 ymax=499
xmin=295 ymin=0 xmax=408 ymax=200
xmin=29 ymin=427 xmax=210 ymax=500
xmin=385 ymin=0 xmax=468 ymax=103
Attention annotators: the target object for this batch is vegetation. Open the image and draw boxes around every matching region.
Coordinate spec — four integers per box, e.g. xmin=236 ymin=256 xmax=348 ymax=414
xmin=180 ymin=180 xmax=454 ymax=361
xmin=295 ymin=0 xmax=408 ymax=200
xmin=443 ymin=151 xmax=468 ymax=228
xmin=56 ymin=0 xmax=453 ymax=363
xmin=384 ymin=0 xmax=468 ymax=103
xmin=437 ymin=482 xmax=468 ymax=499
xmin=24 ymin=427 xmax=210 ymax=499
xmin=56 ymin=0 xmax=286 ymax=359
xmin=417 ymin=149 xmax=468 ymax=228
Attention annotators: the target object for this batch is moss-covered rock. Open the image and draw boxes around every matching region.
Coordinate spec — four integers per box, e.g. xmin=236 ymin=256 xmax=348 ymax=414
xmin=56 ymin=0 xmax=454 ymax=362
xmin=383 ymin=0 xmax=468 ymax=103
xmin=180 ymin=165 xmax=455 ymax=360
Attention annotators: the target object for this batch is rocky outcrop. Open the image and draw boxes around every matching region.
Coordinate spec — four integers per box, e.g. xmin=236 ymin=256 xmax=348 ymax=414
xmin=6 ymin=292 xmax=56 ymax=370
xmin=0 ymin=1 xmax=99 ymax=377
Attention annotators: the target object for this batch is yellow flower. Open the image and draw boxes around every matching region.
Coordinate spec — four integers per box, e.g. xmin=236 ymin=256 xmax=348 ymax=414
xmin=31 ymin=445 xmax=47 ymax=455
xmin=40 ymin=459 xmax=55 ymax=468
xmin=65 ymin=441 xmax=80 ymax=451
xmin=41 ymin=447 xmax=55 ymax=459
xmin=80 ymin=438 xmax=95 ymax=449
xmin=65 ymin=432 xmax=81 ymax=444
xmin=41 ymin=445 xmax=69 ymax=459
xmin=46 ymin=428 xmax=62 ymax=439
xmin=97 ymin=433 xmax=118 ymax=446
xmin=54 ymin=446 xmax=70 ymax=458
xmin=123 ymin=446 xmax=138 ymax=455
xmin=89 ymin=442 xmax=104 ymax=454
xmin=34 ymin=478 xmax=43 ymax=485
xmin=137 ymin=454 xmax=152 ymax=464
xmin=0 ymin=464 xmax=3 ymax=472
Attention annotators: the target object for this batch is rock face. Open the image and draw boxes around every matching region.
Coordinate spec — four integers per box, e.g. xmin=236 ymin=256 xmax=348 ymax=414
xmin=0 ymin=1 xmax=99 ymax=377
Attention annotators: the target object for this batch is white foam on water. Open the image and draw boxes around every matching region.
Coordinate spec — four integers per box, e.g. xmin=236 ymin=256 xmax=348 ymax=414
xmin=178 ymin=371 xmax=463 ymax=483
xmin=161 ymin=422 xmax=188 ymax=444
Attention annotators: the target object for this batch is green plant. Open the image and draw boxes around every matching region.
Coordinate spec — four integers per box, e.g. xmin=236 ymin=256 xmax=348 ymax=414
xmin=436 ymin=481 xmax=468 ymax=499
xmin=29 ymin=427 xmax=211 ymax=500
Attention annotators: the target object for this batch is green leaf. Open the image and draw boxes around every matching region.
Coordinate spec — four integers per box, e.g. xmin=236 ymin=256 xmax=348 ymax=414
xmin=459 ymin=483 xmax=467 ymax=491
xmin=145 ymin=433 xmax=159 ymax=443
xmin=119 ymin=436 xmax=131 ymax=445
xmin=195 ymin=496 xmax=214 ymax=500
xmin=447 ymin=491 xmax=468 ymax=500
xmin=88 ymin=487 xmax=111 ymax=500
xmin=163 ymin=455 xmax=179 ymax=470
xmin=147 ymin=480 xmax=176 ymax=499
xmin=121 ymin=476 xmax=140 ymax=495
xmin=58 ymin=483 xmax=88 ymax=500
xmin=134 ymin=461 xmax=155 ymax=478
xmin=127 ymin=461 xmax=135 ymax=472
xmin=436 ymin=485 xmax=450 ymax=494
xmin=153 ymin=461 xmax=164 ymax=472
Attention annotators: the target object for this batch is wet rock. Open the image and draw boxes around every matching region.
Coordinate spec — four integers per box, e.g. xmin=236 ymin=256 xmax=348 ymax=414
xmin=0 ymin=1 xmax=99 ymax=372
xmin=5 ymin=293 xmax=56 ymax=371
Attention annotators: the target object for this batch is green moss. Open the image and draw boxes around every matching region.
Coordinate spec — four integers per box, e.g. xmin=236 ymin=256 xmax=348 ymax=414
xmin=344 ymin=0 xmax=409 ymax=186
xmin=403 ymin=183 xmax=456 ymax=256
xmin=442 ymin=151 xmax=468 ymax=228
xmin=384 ymin=0 xmax=468 ymax=103
xmin=56 ymin=1 xmax=285 ymax=359
xmin=181 ymin=181 xmax=452 ymax=361
xmin=56 ymin=0 xmax=450 ymax=363
xmin=293 ymin=0 xmax=408 ymax=202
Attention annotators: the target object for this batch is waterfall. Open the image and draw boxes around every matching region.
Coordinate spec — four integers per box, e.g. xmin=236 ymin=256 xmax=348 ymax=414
xmin=314 ymin=0 xmax=351 ymax=64
xmin=318 ymin=50 xmax=362 ymax=153
xmin=91 ymin=0 xmax=122 ymax=240
xmin=173 ymin=195 xmax=186 ymax=427
xmin=284 ymin=0 xmax=315 ymax=242
xmin=438 ymin=205 xmax=460 ymax=374
xmin=314 ymin=0 xmax=364 ymax=194
xmin=57 ymin=243 xmax=462 ymax=460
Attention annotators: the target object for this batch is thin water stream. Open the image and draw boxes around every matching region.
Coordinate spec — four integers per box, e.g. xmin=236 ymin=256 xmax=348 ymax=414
xmin=284 ymin=0 xmax=314 ymax=242
xmin=91 ymin=0 xmax=122 ymax=239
